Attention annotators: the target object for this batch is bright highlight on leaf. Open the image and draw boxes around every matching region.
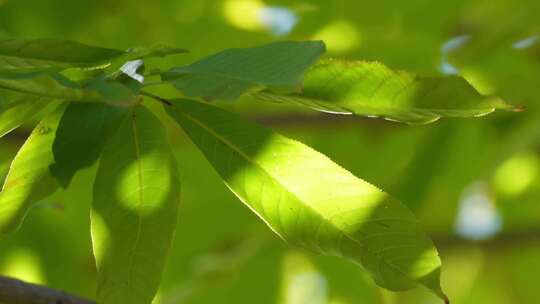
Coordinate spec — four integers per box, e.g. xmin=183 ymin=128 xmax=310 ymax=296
xmin=0 ymin=104 xmax=65 ymax=234
xmin=254 ymin=58 xmax=516 ymax=124
xmin=91 ymin=106 xmax=180 ymax=304
xmin=0 ymin=95 xmax=58 ymax=138
xmin=0 ymin=37 xmax=525 ymax=304
xmin=166 ymin=99 xmax=448 ymax=301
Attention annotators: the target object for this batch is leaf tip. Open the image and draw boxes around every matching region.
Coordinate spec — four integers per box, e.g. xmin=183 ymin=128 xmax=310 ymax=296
xmin=435 ymin=287 xmax=450 ymax=304
xmin=512 ymin=104 xmax=527 ymax=112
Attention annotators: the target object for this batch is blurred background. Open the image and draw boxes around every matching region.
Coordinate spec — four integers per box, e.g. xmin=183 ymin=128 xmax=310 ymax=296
xmin=0 ymin=0 xmax=539 ymax=303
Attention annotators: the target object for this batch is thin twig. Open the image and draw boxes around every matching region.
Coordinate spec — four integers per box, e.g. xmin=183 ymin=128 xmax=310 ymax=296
xmin=140 ymin=91 xmax=172 ymax=106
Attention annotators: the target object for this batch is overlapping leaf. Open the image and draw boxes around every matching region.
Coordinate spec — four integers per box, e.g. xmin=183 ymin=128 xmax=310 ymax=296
xmin=0 ymin=104 xmax=66 ymax=234
xmin=161 ymin=41 xmax=325 ymax=100
xmin=0 ymin=71 xmax=137 ymax=106
xmin=91 ymin=106 xmax=180 ymax=304
xmin=0 ymin=38 xmax=187 ymax=73
xmin=50 ymin=103 xmax=129 ymax=188
xmin=254 ymin=59 xmax=515 ymax=124
xmin=165 ymin=99 xmax=448 ymax=302
xmin=0 ymin=38 xmax=125 ymax=72
xmin=0 ymin=95 xmax=59 ymax=138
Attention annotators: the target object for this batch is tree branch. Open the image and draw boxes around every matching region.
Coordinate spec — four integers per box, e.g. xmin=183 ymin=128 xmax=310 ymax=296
xmin=0 ymin=276 xmax=94 ymax=304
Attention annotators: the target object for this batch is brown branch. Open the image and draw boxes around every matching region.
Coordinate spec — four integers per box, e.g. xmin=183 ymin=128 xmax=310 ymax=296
xmin=0 ymin=276 xmax=94 ymax=304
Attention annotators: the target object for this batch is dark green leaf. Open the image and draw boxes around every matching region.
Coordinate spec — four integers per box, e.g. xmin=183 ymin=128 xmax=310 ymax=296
xmin=162 ymin=41 xmax=325 ymax=100
xmin=0 ymin=38 xmax=187 ymax=73
xmin=0 ymin=71 xmax=88 ymax=100
xmin=83 ymin=77 xmax=140 ymax=106
xmin=105 ymin=45 xmax=188 ymax=78
xmin=253 ymin=59 xmax=516 ymax=124
xmin=50 ymin=103 xmax=129 ymax=188
xmin=91 ymin=106 xmax=180 ymax=304
xmin=0 ymin=38 xmax=124 ymax=72
xmin=0 ymin=104 xmax=66 ymax=233
xmin=165 ymin=99 xmax=448 ymax=301
xmin=0 ymin=71 xmax=138 ymax=106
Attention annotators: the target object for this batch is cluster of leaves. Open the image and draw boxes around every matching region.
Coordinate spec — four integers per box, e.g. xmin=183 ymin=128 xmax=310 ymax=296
xmin=0 ymin=38 xmax=515 ymax=304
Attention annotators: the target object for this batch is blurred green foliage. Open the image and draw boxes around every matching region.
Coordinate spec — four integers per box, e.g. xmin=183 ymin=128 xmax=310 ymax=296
xmin=0 ymin=0 xmax=539 ymax=303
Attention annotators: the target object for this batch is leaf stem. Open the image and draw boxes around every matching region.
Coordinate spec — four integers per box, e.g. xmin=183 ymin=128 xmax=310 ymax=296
xmin=140 ymin=91 xmax=172 ymax=106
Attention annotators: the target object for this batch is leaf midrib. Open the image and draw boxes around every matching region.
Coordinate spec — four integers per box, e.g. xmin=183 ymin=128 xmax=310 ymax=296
xmin=176 ymin=106 xmax=428 ymax=289
xmin=166 ymin=69 xmax=296 ymax=88
xmin=254 ymin=92 xmax=505 ymax=113
xmin=127 ymin=112 xmax=144 ymax=294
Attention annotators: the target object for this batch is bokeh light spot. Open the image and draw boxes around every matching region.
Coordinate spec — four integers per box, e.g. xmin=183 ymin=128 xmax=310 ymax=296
xmin=455 ymin=182 xmax=502 ymax=240
xmin=494 ymin=152 xmax=539 ymax=198
xmin=223 ymin=0 xmax=265 ymax=31
xmin=312 ymin=20 xmax=361 ymax=54
xmin=1 ymin=249 xmax=45 ymax=284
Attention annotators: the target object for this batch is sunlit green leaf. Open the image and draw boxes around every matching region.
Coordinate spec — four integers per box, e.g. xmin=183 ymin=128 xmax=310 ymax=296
xmin=91 ymin=105 xmax=180 ymax=304
xmin=0 ymin=104 xmax=66 ymax=233
xmin=0 ymin=95 xmax=59 ymax=138
xmin=253 ymin=59 xmax=516 ymax=124
xmin=162 ymin=41 xmax=325 ymax=100
xmin=165 ymin=99 xmax=448 ymax=301
xmin=50 ymin=103 xmax=129 ymax=188
xmin=0 ymin=38 xmax=125 ymax=72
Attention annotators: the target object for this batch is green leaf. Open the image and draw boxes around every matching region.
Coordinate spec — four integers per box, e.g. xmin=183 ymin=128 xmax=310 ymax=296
xmin=0 ymin=71 xmax=138 ymax=106
xmin=105 ymin=45 xmax=188 ymax=77
xmin=0 ymin=71 xmax=88 ymax=99
xmin=83 ymin=76 xmax=140 ymax=106
xmin=0 ymin=38 xmax=125 ymax=72
xmin=122 ymin=45 xmax=188 ymax=62
xmin=0 ymin=38 xmax=187 ymax=78
xmin=0 ymin=95 xmax=59 ymax=138
xmin=91 ymin=106 xmax=180 ymax=304
xmin=162 ymin=41 xmax=325 ymax=100
xmin=50 ymin=103 xmax=129 ymax=188
xmin=165 ymin=99 xmax=448 ymax=302
xmin=0 ymin=104 xmax=66 ymax=234
xmin=253 ymin=59 xmax=516 ymax=124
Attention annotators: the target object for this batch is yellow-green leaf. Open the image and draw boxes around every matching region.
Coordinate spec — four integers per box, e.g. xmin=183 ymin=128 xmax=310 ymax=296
xmin=254 ymin=59 xmax=516 ymax=124
xmin=91 ymin=106 xmax=180 ymax=304
xmin=0 ymin=95 xmax=59 ymax=138
xmin=166 ymin=99 xmax=448 ymax=302
xmin=0 ymin=104 xmax=66 ymax=233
